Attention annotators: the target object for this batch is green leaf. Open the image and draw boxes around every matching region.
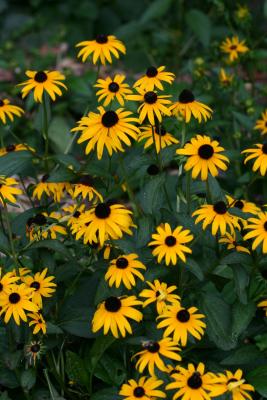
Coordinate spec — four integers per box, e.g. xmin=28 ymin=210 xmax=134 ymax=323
xmin=20 ymin=369 xmax=36 ymax=390
xmin=247 ymin=365 xmax=267 ymax=397
xmin=220 ymin=253 xmax=251 ymax=265
xmin=232 ymin=111 xmax=253 ymax=130
xmin=231 ymin=265 xmax=250 ymax=303
xmin=221 ymin=344 xmax=266 ymax=365
xmin=94 ymin=353 xmax=126 ymax=386
xmin=185 ymin=9 xmax=211 ymax=47
xmin=90 ymin=388 xmax=120 ymax=400
xmin=0 ymin=151 xmax=33 ymax=175
xmin=207 ymin=175 xmax=224 ymax=202
xmin=48 ymin=116 xmax=71 ymax=153
xmin=139 ymin=174 xmax=165 ymax=214
xmin=255 ymin=333 xmax=267 ymax=351
xmin=87 ymin=336 xmax=116 ymax=371
xmin=59 ymin=307 xmax=95 ymax=338
xmin=231 ymin=301 xmax=256 ymax=339
xmin=140 ymin=0 xmax=173 ymax=23
xmin=0 ymin=231 xmax=9 ymax=254
xmin=27 ymin=240 xmax=73 ymax=259
xmin=186 ymin=258 xmax=204 ymax=281
xmin=65 ymin=351 xmax=89 ymax=388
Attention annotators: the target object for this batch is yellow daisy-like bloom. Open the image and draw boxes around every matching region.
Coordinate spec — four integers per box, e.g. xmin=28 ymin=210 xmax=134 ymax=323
xmin=219 ymin=232 xmax=250 ymax=254
xmin=92 ymin=295 xmax=142 ymax=338
xmin=26 ymin=212 xmax=67 ymax=241
xmin=0 ymin=143 xmax=34 ymax=157
xmin=0 ymin=99 xmax=24 ymax=124
xmin=219 ymin=68 xmax=233 ymax=86
xmin=148 ymin=223 xmax=194 ymax=266
xmin=176 ymin=135 xmax=229 ymax=181
xmin=157 ymin=303 xmax=206 ymax=346
xmin=209 ymin=369 xmax=254 ymax=400
xmin=235 ymin=5 xmax=250 ymax=20
xmin=25 ymin=340 xmax=44 ymax=366
xmin=76 ymin=34 xmax=126 ymax=64
xmin=41 ymin=212 xmax=67 ymax=240
xmin=243 ymin=212 xmax=267 ymax=253
xmin=0 ymin=269 xmax=19 ymax=294
xmin=95 ymin=74 xmax=132 ymax=106
xmin=28 ymin=312 xmax=47 ymax=334
xmin=166 ymin=362 xmax=215 ymax=400
xmin=139 ymin=280 xmax=180 ymax=314
xmin=242 ymin=143 xmax=267 ymax=176
xmin=220 ymin=36 xmax=249 ymax=62
xmin=32 ymin=175 xmax=68 ymax=203
xmin=139 ymin=124 xmax=179 ymax=153
xmin=133 ymin=66 xmax=175 ymax=91
xmin=68 ymin=176 xmax=103 ymax=202
xmin=105 ymin=254 xmax=146 ymax=290
xmin=226 ymin=195 xmax=260 ymax=215
xmin=22 ymin=268 xmax=56 ymax=308
xmin=72 ymin=202 xmax=135 ymax=247
xmin=0 ymin=284 xmax=38 ymax=325
xmin=258 ymin=299 xmax=267 ymax=316
xmin=170 ymin=89 xmax=212 ymax=123
xmin=133 ymin=337 xmax=181 ymax=376
xmin=72 ymin=106 xmax=140 ymax=160
xmin=119 ymin=376 xmax=166 ymax=400
xmin=192 ymin=201 xmax=240 ymax=236
xmin=11 ymin=267 xmax=31 ymax=278
xmin=18 ymin=70 xmax=67 ymax=102
xmin=0 ymin=176 xmax=22 ymax=204
xmin=62 ymin=204 xmax=86 ymax=227
xmin=254 ymin=110 xmax=267 ymax=136
xmin=127 ymin=87 xmax=171 ymax=125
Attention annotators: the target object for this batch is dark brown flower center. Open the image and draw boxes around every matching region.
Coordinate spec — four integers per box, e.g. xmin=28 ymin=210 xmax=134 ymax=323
xmin=198 ymin=144 xmax=214 ymax=159
xmin=102 ymin=111 xmax=119 ymax=128
xmin=228 ymin=378 xmax=238 ymax=384
xmin=147 ymin=164 xmax=159 ymax=175
xmin=213 ymin=201 xmax=227 ymax=215
xmin=9 ymin=293 xmax=21 ymax=304
xmin=108 ymin=82 xmax=120 ymax=93
xmin=79 ymin=175 xmax=94 ymax=186
xmin=34 ymin=71 xmax=48 ymax=83
xmin=262 ymin=143 xmax=267 ymax=154
xmin=179 ymin=89 xmax=195 ymax=103
xmin=230 ymin=45 xmax=237 ymax=50
xmin=41 ymin=174 xmax=49 ymax=183
xmin=116 ymin=257 xmax=129 ymax=269
xmin=176 ymin=309 xmax=190 ymax=322
xmin=264 ymin=221 xmax=267 ymax=231
xmin=94 ymin=203 xmax=111 ymax=219
xmin=0 ymin=100 xmax=4 ymax=107
xmin=33 ymin=214 xmax=47 ymax=226
xmin=6 ymin=144 xmax=16 ymax=152
xmin=235 ymin=200 xmax=244 ymax=209
xmin=0 ymin=283 xmax=3 ymax=292
xmin=187 ymin=372 xmax=203 ymax=389
xmin=133 ymin=387 xmax=145 ymax=398
xmin=96 ymin=34 xmax=108 ymax=44
xmin=30 ymin=281 xmax=40 ymax=290
xmin=73 ymin=211 xmax=81 ymax=218
xmin=144 ymin=91 xmax=157 ymax=104
xmin=147 ymin=341 xmax=160 ymax=353
xmin=155 ymin=125 xmax=167 ymax=136
xmin=104 ymin=296 xmax=121 ymax=312
xmin=146 ymin=67 xmax=158 ymax=77
xmin=30 ymin=344 xmax=41 ymax=353
xmin=165 ymin=235 xmax=176 ymax=246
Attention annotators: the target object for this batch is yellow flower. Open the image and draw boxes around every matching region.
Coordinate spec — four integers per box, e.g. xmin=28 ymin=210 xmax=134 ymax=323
xmin=235 ymin=5 xmax=250 ymax=21
xmin=243 ymin=212 xmax=267 ymax=253
xmin=105 ymin=254 xmax=146 ymax=289
xmin=258 ymin=299 xmax=267 ymax=316
xmin=0 ymin=143 xmax=34 ymax=157
xmin=0 ymin=268 xmax=19 ymax=294
xmin=226 ymin=195 xmax=260 ymax=215
xmin=220 ymin=36 xmax=249 ymax=62
xmin=139 ymin=124 xmax=179 ymax=153
xmin=0 ymin=99 xmax=24 ymax=124
xmin=254 ymin=110 xmax=267 ymax=136
xmin=0 ymin=176 xmax=22 ymax=204
xmin=119 ymin=376 xmax=166 ymax=400
xmin=95 ymin=74 xmax=132 ymax=106
xmin=76 ymin=34 xmax=126 ymax=64
xmin=242 ymin=143 xmax=267 ymax=176
xmin=26 ymin=212 xmax=67 ymax=241
xmin=25 ymin=340 xmax=44 ymax=366
xmin=139 ymin=280 xmax=180 ymax=314
xmin=219 ymin=232 xmax=250 ymax=254
xmin=209 ymin=369 xmax=254 ymax=400
xmin=219 ymin=68 xmax=233 ymax=86
xmin=149 ymin=223 xmax=194 ymax=265
xmin=92 ymin=295 xmax=143 ymax=338
xmin=18 ymin=70 xmax=67 ymax=102
xmin=133 ymin=66 xmax=175 ymax=91
xmin=170 ymin=89 xmax=212 ymax=123
xmin=32 ymin=176 xmax=68 ymax=202
xmin=28 ymin=312 xmax=47 ymax=334
xmin=176 ymin=134 xmax=229 ymax=181
xmin=72 ymin=106 xmax=140 ymax=160
xmin=62 ymin=204 xmax=86 ymax=227
xmin=22 ymin=268 xmax=56 ymax=308
xmin=68 ymin=176 xmax=103 ymax=202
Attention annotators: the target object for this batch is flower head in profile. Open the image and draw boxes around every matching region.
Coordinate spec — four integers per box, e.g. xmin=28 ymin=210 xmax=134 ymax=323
xmin=176 ymin=135 xmax=229 ymax=180
xmin=28 ymin=312 xmax=47 ymax=334
xmin=139 ymin=124 xmax=179 ymax=153
xmin=68 ymin=175 xmax=103 ymax=203
xmin=95 ymin=74 xmax=132 ymax=106
xmin=76 ymin=34 xmax=126 ymax=64
xmin=220 ymin=36 xmax=249 ymax=62
xmin=0 ymin=99 xmax=24 ymax=124
xmin=25 ymin=340 xmax=45 ymax=366
xmin=258 ymin=299 xmax=267 ymax=316
xmin=92 ymin=295 xmax=142 ymax=337
xmin=243 ymin=212 xmax=267 ymax=253
xmin=209 ymin=369 xmax=254 ymax=400
xmin=219 ymin=68 xmax=233 ymax=86
xmin=119 ymin=376 xmax=166 ymax=400
xmin=0 ymin=176 xmax=22 ymax=204
xmin=0 ymin=143 xmax=34 ymax=157
xmin=219 ymin=232 xmax=250 ymax=254
xmin=170 ymin=89 xmax=212 ymax=123
xmin=254 ymin=110 xmax=267 ymax=136
xmin=133 ymin=66 xmax=175 ymax=91
xmin=18 ymin=70 xmax=67 ymax=102
xmin=26 ymin=212 xmax=67 ymax=241
xmin=242 ymin=143 xmax=267 ymax=176
xmin=139 ymin=280 xmax=180 ymax=314
xmin=226 ymin=195 xmax=260 ymax=216
xmin=32 ymin=175 xmax=68 ymax=202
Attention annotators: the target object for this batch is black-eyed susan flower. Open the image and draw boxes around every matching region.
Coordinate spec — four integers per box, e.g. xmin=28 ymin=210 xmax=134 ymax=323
xmin=0 ymin=99 xmax=24 ymax=124
xmin=209 ymin=369 xmax=254 ymax=400
xmin=105 ymin=254 xmax=146 ymax=290
xmin=226 ymin=195 xmax=260 ymax=215
xmin=119 ymin=376 xmax=166 ymax=400
xmin=176 ymin=135 xmax=229 ymax=180
xmin=133 ymin=337 xmax=181 ymax=376
xmin=25 ymin=340 xmax=45 ymax=366
xmin=139 ymin=124 xmax=179 ymax=153
xmin=0 ymin=269 xmax=19 ymax=294
xmin=28 ymin=312 xmax=47 ymax=334
xmin=139 ymin=280 xmax=180 ymax=314
xmin=68 ymin=175 xmax=103 ymax=202
xmin=0 ymin=143 xmax=34 ymax=157
xmin=148 ymin=223 xmax=193 ymax=265
xmin=72 ymin=202 xmax=135 ymax=246
xmin=92 ymin=295 xmax=142 ymax=338
xmin=0 ymin=284 xmax=38 ymax=325
xmin=72 ymin=107 xmax=140 ymax=159
xmin=258 ymin=299 xmax=267 ymax=316
xmin=76 ymin=34 xmax=126 ymax=64
xmin=95 ymin=74 xmax=132 ymax=106
xmin=192 ymin=201 xmax=240 ymax=236
xmin=170 ymin=89 xmax=212 ymax=123
xmin=133 ymin=66 xmax=175 ymax=91
xmin=254 ymin=110 xmax=267 ymax=136
xmin=243 ymin=212 xmax=267 ymax=253
xmin=32 ymin=175 xmax=68 ymax=203
xmin=166 ymin=362 xmax=214 ymax=400
xmin=219 ymin=232 xmax=250 ymax=254
xmin=11 ymin=267 xmax=31 ymax=278
xmin=220 ymin=36 xmax=249 ymax=62
xmin=219 ymin=68 xmax=233 ymax=86
xmin=26 ymin=212 xmax=67 ymax=241
xmin=235 ymin=4 xmax=250 ymax=21
xmin=18 ymin=70 xmax=67 ymax=102
xmin=0 ymin=176 xmax=22 ymax=204
xmin=157 ymin=303 xmax=206 ymax=346
xmin=242 ymin=143 xmax=267 ymax=176
xmin=22 ymin=268 xmax=56 ymax=308
xmin=62 ymin=203 xmax=86 ymax=227
xmin=127 ymin=88 xmax=171 ymax=125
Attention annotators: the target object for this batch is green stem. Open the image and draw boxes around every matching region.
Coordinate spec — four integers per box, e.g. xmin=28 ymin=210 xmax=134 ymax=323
xmin=206 ymin=178 xmax=212 ymax=203
xmin=8 ymin=127 xmax=41 ymax=158
xmin=180 ymin=121 xmax=186 ymax=146
xmin=42 ymin=98 xmax=49 ymax=173
xmin=186 ymin=172 xmax=191 ymax=214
